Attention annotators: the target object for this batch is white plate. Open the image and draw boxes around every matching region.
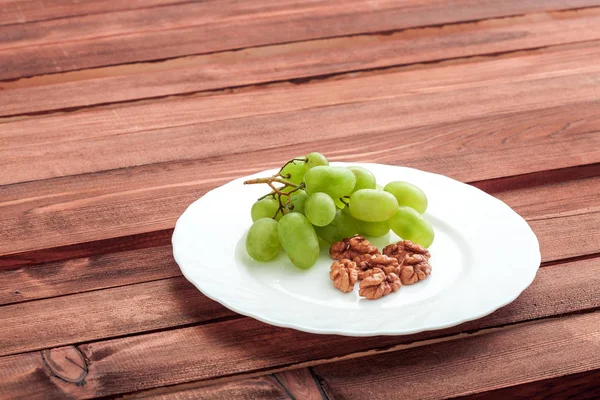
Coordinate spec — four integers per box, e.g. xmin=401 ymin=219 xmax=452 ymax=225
xmin=172 ymin=163 xmax=540 ymax=336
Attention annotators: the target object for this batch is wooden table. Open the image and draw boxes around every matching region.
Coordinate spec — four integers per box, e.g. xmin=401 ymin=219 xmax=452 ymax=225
xmin=1 ymin=1 xmax=600 ymax=399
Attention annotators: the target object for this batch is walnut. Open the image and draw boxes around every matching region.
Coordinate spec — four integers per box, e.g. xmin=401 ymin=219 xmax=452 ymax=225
xmin=329 ymin=235 xmax=379 ymax=263
xmin=358 ymin=266 xmax=402 ymax=300
xmin=329 ymin=259 xmax=359 ymax=293
xmin=359 ymin=268 xmax=388 ymax=300
xmin=399 ymin=253 xmax=432 ymax=285
xmin=382 ymin=240 xmax=430 ymax=262
xmin=399 ymin=263 xmax=431 ymax=285
xmin=357 ymin=254 xmax=399 ymax=280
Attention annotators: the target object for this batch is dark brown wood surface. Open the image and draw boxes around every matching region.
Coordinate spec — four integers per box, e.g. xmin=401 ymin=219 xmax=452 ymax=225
xmin=1 ymin=1 xmax=599 ymax=399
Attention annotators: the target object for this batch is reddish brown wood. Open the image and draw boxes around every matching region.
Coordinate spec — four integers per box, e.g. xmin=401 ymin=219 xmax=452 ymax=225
xmin=0 ymin=258 xmax=598 ymax=398
xmin=457 ymin=369 xmax=600 ymax=400
xmin=313 ymin=312 xmax=600 ymax=400
xmin=5 ymin=40 xmax=598 ymax=153
xmin=3 ymin=42 xmax=600 ymax=185
xmin=2 ymin=9 xmax=600 ymax=117
xmin=1 ymin=0 xmax=598 ymax=80
xmin=137 ymin=376 xmax=290 ymax=400
xmin=1 ymin=2 xmax=599 ymax=398
xmin=472 ymin=163 xmax=600 ymax=193
xmin=275 ymin=368 xmax=325 ymax=400
xmin=0 ymin=0 xmax=190 ymax=26
xmin=0 ymin=229 xmax=173 ymax=269
xmin=0 ymin=245 xmax=179 ymax=305
xmin=2 ymin=103 xmax=599 ymax=259
xmin=495 ymin=176 xmax=600 ymax=262
xmin=0 ymin=276 xmax=235 ymax=357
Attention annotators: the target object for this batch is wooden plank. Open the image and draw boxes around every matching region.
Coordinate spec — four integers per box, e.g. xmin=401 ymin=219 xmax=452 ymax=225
xmin=0 ymin=276 xmax=235 ymax=357
xmin=495 ymin=176 xmax=600 ymax=262
xmin=0 ymin=245 xmax=179 ymax=305
xmin=0 ymin=0 xmax=191 ymax=26
xmin=137 ymin=376 xmax=290 ymax=400
xmin=131 ymin=367 xmax=600 ymax=400
xmin=3 ymin=41 xmax=598 ymax=149
xmin=0 ymin=257 xmax=598 ymax=398
xmin=0 ymin=229 xmax=173 ymax=269
xmin=1 ymin=100 xmax=599 ymax=258
xmin=2 ymin=1 xmax=599 ymax=80
xmin=457 ymin=369 xmax=600 ymax=400
xmin=313 ymin=312 xmax=600 ymax=400
xmin=0 ymin=279 xmax=598 ymax=400
xmin=3 ymin=9 xmax=600 ymax=117
xmin=2 ymin=42 xmax=600 ymax=186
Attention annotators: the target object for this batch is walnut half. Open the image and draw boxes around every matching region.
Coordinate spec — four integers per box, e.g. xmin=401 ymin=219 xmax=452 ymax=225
xmin=382 ymin=240 xmax=430 ymax=262
xmin=330 ymin=235 xmax=380 ymax=269
xmin=329 ymin=259 xmax=359 ymax=293
xmin=357 ymin=254 xmax=399 ymax=280
xmin=358 ymin=266 xmax=401 ymax=300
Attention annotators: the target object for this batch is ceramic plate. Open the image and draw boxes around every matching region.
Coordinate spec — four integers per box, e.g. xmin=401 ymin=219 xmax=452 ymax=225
xmin=172 ymin=163 xmax=540 ymax=336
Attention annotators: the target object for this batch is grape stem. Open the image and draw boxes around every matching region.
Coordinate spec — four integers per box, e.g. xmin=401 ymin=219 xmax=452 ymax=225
xmin=244 ymin=177 xmax=299 ymax=188
xmin=244 ymin=172 xmax=305 ymax=218
xmin=339 ymin=197 xmax=350 ymax=206
xmin=275 ymin=157 xmax=307 ymax=179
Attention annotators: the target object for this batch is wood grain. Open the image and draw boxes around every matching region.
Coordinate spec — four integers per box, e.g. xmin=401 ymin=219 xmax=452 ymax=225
xmin=275 ymin=369 xmax=325 ymax=400
xmin=132 ymin=365 xmax=600 ymax=400
xmin=0 ymin=276 xmax=236 ymax=357
xmin=5 ymin=40 xmax=597 ymax=146
xmin=2 ymin=0 xmax=599 ymax=80
xmin=3 ymin=9 xmax=600 ymax=117
xmin=495 ymin=176 xmax=600 ymax=262
xmin=2 ymin=100 xmax=599 ymax=258
xmin=1 ymin=1 xmax=598 ymax=398
xmin=0 ymin=0 xmax=192 ymax=26
xmin=136 ymin=376 xmax=290 ymax=400
xmin=0 ymin=245 xmax=179 ymax=305
xmin=457 ymin=369 xmax=600 ymax=400
xmin=3 ymin=42 xmax=600 ymax=185
xmin=313 ymin=312 xmax=600 ymax=400
xmin=0 ymin=229 xmax=173 ymax=269
xmin=0 ymin=258 xmax=598 ymax=398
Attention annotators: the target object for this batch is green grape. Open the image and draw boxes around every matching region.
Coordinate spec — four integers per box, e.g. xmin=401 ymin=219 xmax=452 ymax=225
xmin=384 ymin=181 xmax=428 ymax=214
xmin=280 ymin=159 xmax=306 ymax=184
xmin=314 ymin=210 xmax=360 ymax=243
xmin=349 ymin=189 xmax=398 ymax=222
xmin=305 ymin=193 xmax=336 ymax=226
xmin=334 ymin=197 xmax=346 ymax=209
xmin=278 ymin=213 xmax=320 ymax=269
xmin=304 ymin=166 xmax=356 ymax=198
xmin=359 ymin=219 xmax=390 ymax=237
xmin=304 ymin=152 xmax=329 ymax=170
xmin=347 ymin=166 xmax=376 ymax=192
xmin=246 ymin=218 xmax=280 ymax=261
xmin=251 ymin=197 xmax=279 ymax=221
xmin=389 ymin=206 xmax=435 ymax=248
xmin=286 ymin=190 xmax=308 ymax=214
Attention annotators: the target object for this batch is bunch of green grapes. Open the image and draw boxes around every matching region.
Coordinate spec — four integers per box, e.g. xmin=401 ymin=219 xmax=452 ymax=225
xmin=245 ymin=152 xmax=434 ymax=269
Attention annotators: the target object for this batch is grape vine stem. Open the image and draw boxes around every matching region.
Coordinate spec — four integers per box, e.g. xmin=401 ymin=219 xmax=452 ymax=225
xmin=244 ymin=172 xmax=305 ymax=217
